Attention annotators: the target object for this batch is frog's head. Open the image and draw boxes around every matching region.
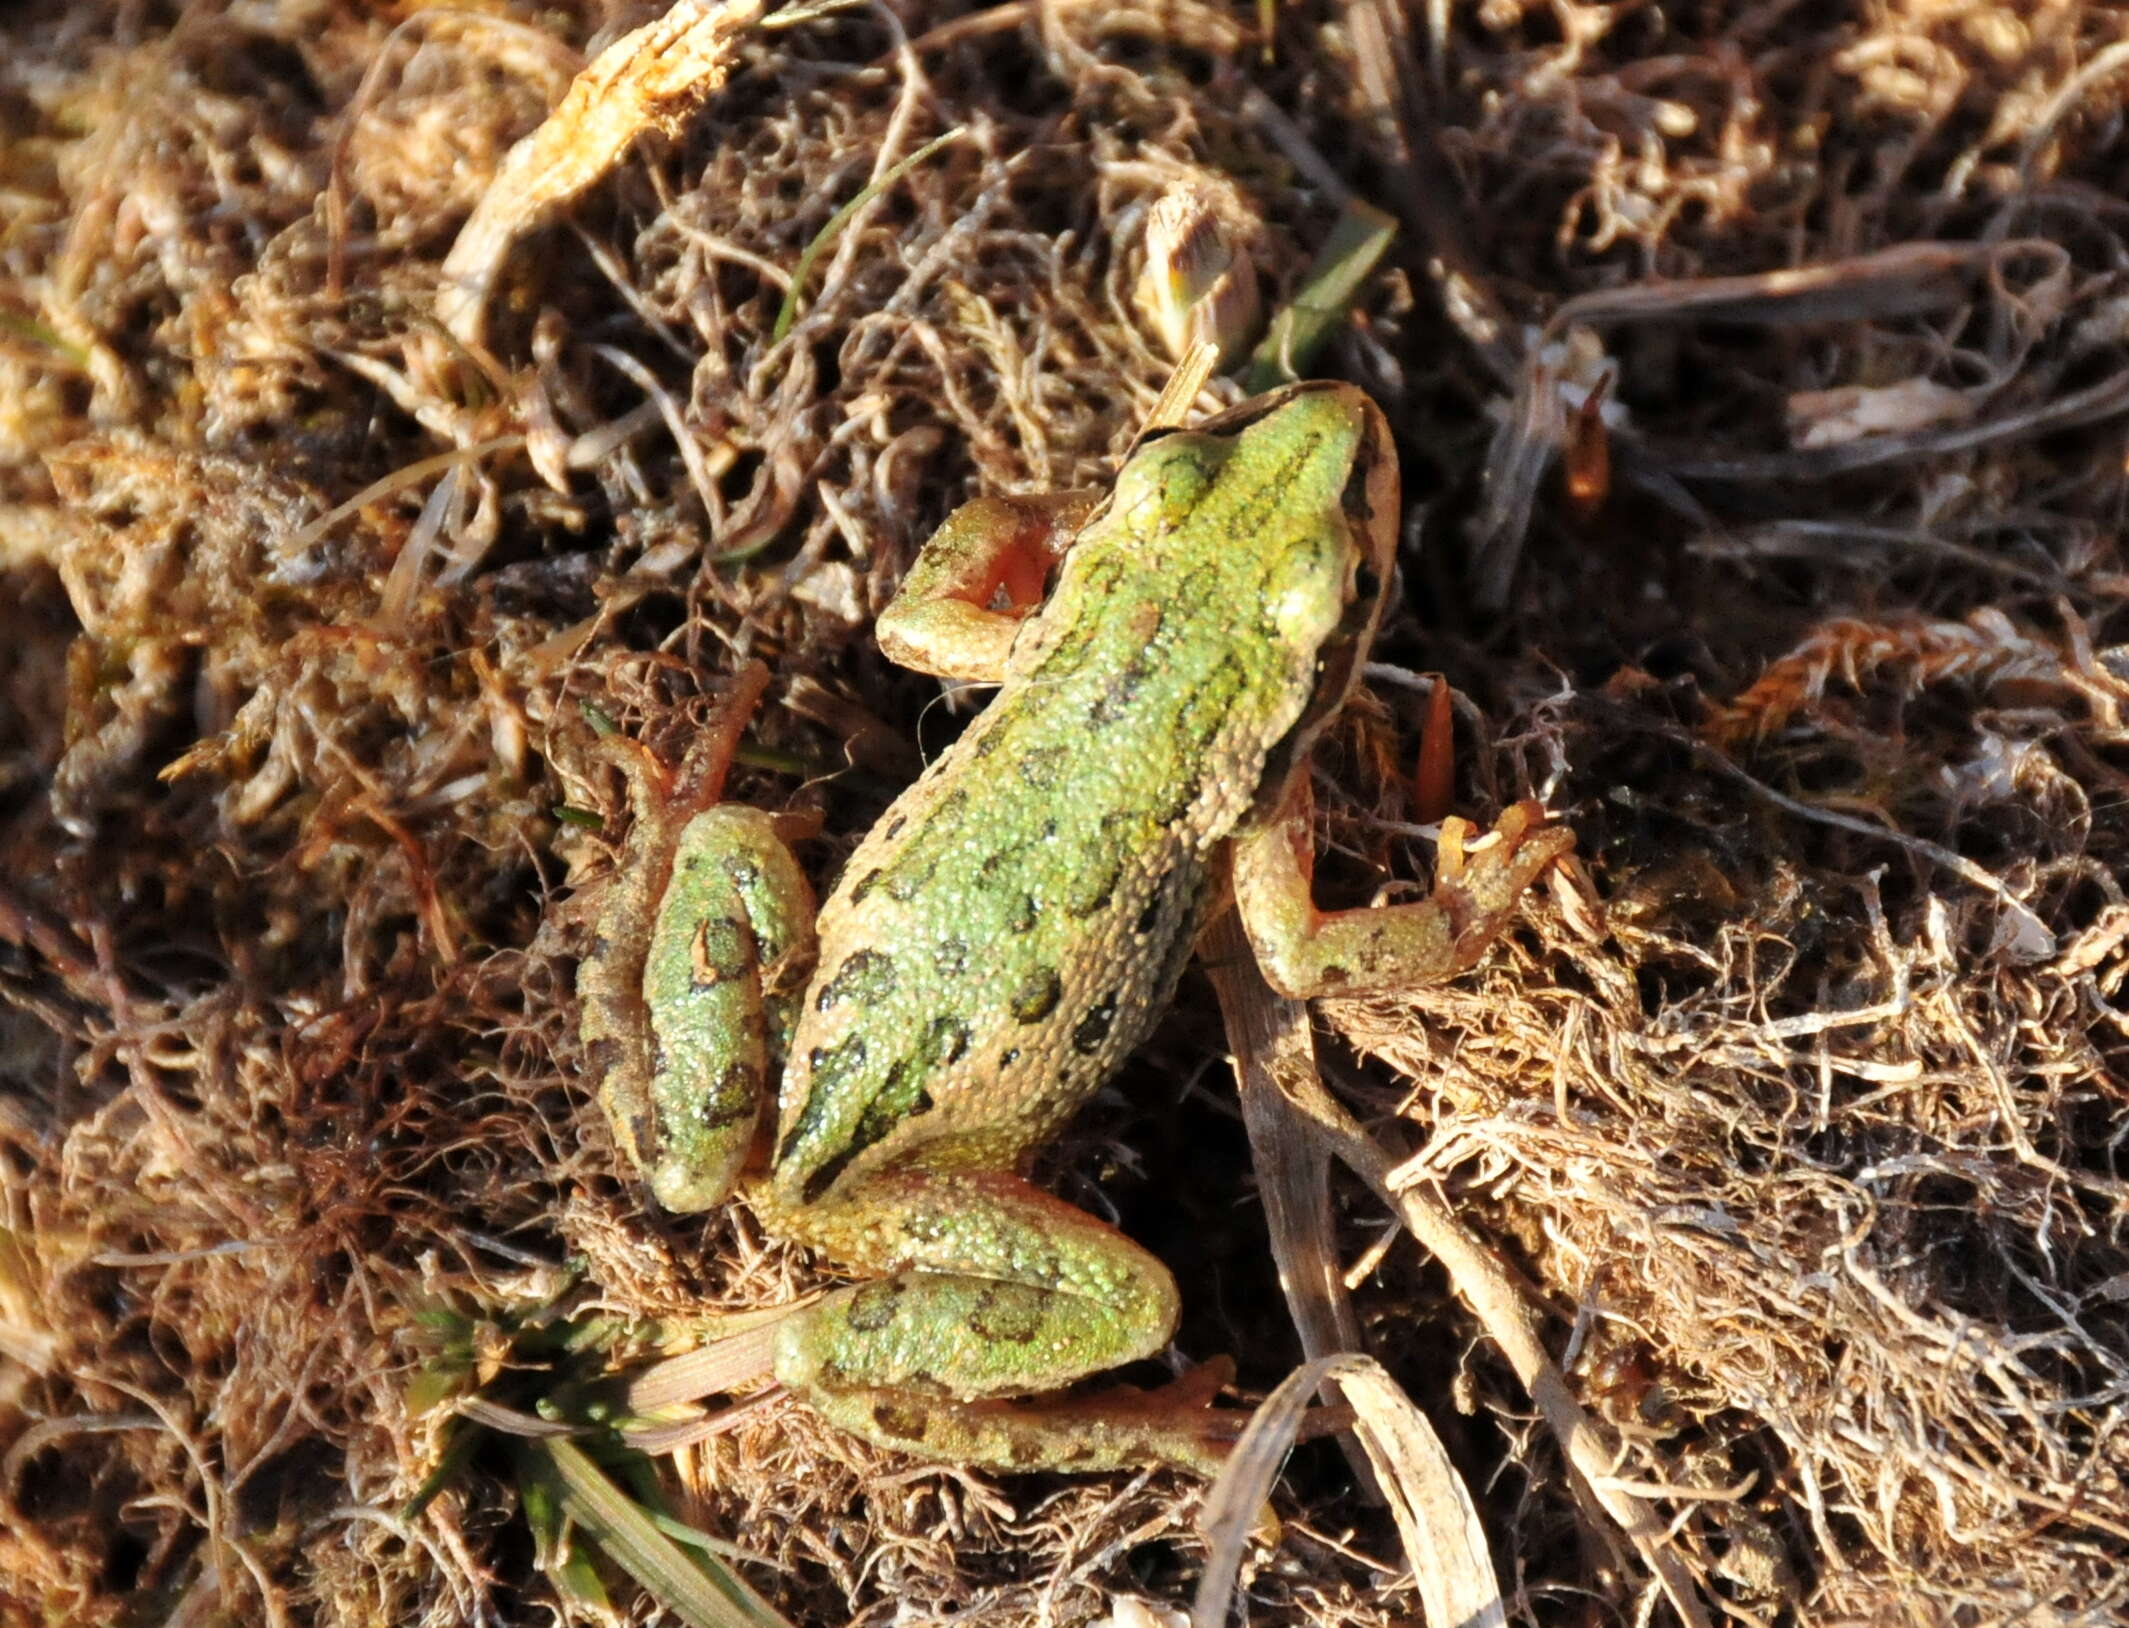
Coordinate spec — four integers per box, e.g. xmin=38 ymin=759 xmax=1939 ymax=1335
xmin=1192 ymin=382 xmax=1400 ymax=816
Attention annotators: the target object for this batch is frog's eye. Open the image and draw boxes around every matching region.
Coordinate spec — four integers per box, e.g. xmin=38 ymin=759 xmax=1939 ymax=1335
xmin=1351 ymin=557 xmax=1382 ymax=605
xmin=1340 ymin=454 xmax=1381 ymax=526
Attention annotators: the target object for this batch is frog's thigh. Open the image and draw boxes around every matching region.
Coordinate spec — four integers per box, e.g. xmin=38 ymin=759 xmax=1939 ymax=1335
xmin=773 ymin=1170 xmax=1225 ymax=1471
xmin=611 ymin=805 xmax=816 ymax=1213
xmin=1232 ymin=778 xmax=1573 ymax=999
xmin=874 ymin=493 xmax=1095 ymax=682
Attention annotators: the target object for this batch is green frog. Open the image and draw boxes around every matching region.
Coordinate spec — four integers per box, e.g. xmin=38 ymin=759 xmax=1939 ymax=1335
xmin=577 ymin=382 xmax=1573 ymax=1474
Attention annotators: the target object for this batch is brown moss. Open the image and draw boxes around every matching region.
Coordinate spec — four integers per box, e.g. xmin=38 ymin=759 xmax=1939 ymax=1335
xmin=4 ymin=0 xmax=2129 ymax=1623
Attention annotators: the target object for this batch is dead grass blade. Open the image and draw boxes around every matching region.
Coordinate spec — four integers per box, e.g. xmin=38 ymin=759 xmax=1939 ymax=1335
xmin=1547 ymin=241 xmax=2043 ymax=337
xmin=624 ymin=1314 xmax=788 ymax=1414
xmin=1193 ymin=1355 xmax=1498 ymax=1628
xmin=1208 ymin=891 xmax=1379 ymax=1501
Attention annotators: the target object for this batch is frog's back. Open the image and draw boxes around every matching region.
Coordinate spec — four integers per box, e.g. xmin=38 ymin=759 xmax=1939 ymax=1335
xmin=768 ymin=405 xmax=1364 ymax=1207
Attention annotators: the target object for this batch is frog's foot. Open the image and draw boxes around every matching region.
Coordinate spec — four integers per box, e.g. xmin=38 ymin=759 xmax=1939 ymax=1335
xmin=1433 ymin=799 xmax=1578 ymax=957
xmin=797 ymin=1358 xmax=1247 ymax=1477
xmin=873 ymin=492 xmax=1099 ymax=682
xmin=1234 ymin=779 xmax=1573 ymax=1000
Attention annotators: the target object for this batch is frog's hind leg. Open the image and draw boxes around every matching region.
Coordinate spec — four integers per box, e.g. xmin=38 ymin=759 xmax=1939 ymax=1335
xmin=767 ymin=1168 xmax=1240 ymax=1474
xmin=1233 ymin=775 xmax=1572 ymax=999
xmin=578 ymin=665 xmax=818 ymax=1217
xmin=585 ymin=802 xmax=818 ymax=1215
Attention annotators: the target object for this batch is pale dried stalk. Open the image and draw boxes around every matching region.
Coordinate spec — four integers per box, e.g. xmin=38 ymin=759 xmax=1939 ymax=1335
xmin=1200 ymin=911 xmax=1714 ymax=1628
xmin=435 ymin=0 xmax=766 ymax=352
xmin=1194 ymin=1354 xmax=1500 ymax=1628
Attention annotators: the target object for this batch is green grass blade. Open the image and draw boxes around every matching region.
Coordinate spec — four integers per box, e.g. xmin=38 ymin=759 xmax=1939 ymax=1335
xmin=1243 ymin=200 xmax=1398 ymax=392
xmin=540 ymin=1437 xmax=794 ymax=1628
xmin=772 ymin=128 xmax=966 ymax=343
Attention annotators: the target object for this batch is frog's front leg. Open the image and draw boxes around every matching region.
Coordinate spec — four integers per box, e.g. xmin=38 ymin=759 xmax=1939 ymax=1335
xmin=1232 ymin=776 xmax=1573 ymax=998
xmin=581 ymin=801 xmax=817 ymax=1213
xmin=761 ymin=1168 xmax=1238 ymax=1474
xmin=874 ymin=492 xmax=1096 ymax=681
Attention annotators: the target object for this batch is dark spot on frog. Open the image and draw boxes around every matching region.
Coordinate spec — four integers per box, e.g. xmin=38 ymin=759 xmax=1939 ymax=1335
xmin=1008 ymin=1438 xmax=1045 ymax=1468
xmin=1319 ymin=964 xmax=1350 ymax=986
xmin=1008 ymin=968 xmax=1063 ymax=1024
xmin=807 ymin=1054 xmax=938 ymax=1202
xmin=1088 ymin=650 xmax=1156 ymax=726
xmin=723 ymin=855 xmax=762 ymax=888
xmin=973 ymin=729 xmax=1001 ymax=759
xmin=844 ymin=1279 xmax=905 ymax=1333
xmin=1007 ymin=894 xmax=1039 ymax=934
xmin=1341 ymin=452 xmax=1375 ymax=518
xmin=934 ymin=936 xmax=969 ymax=976
xmin=1016 ymin=745 xmax=1068 ymax=788
xmin=884 ymin=813 xmax=907 ymax=839
xmin=582 ymin=1034 xmax=622 ymax=1075
xmin=1351 ymin=557 xmax=1381 ymax=606
xmin=801 ymin=1150 xmax=855 ymax=1203
xmin=1134 ymin=878 xmax=1171 ymax=934
xmin=688 ymin=919 xmax=752 ymax=988
xmin=702 ymin=1060 xmax=758 ymax=1124
xmin=850 ymin=867 xmax=885 ymax=905
xmin=816 ymin=947 xmax=898 ymax=1013
xmin=968 ymin=1285 xmax=1044 ymax=1345
xmin=870 ymin=1402 xmax=932 ymax=1442
xmin=775 ymin=1036 xmax=867 ymax=1164
xmin=979 ymin=820 xmax=1058 ymax=884
xmin=924 ymin=1015 xmax=971 ymax=1066
xmin=808 ymin=1037 xmax=865 ymax=1076
xmin=1071 ymin=996 xmax=1118 ymax=1055
xmin=1001 ymin=1047 xmax=1022 ymax=1069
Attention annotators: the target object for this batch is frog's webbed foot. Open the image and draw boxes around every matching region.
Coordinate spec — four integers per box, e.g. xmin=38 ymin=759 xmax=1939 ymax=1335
xmin=796 ymin=1357 xmax=1248 ymax=1478
xmin=1233 ymin=777 xmax=1573 ymax=1000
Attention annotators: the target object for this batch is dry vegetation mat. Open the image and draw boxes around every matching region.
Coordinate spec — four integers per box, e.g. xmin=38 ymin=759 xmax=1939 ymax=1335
xmin=4 ymin=1 xmax=2129 ymax=1623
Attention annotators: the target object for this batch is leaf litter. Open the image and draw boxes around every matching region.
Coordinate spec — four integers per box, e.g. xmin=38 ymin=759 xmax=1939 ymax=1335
xmin=3 ymin=0 xmax=2129 ymax=1623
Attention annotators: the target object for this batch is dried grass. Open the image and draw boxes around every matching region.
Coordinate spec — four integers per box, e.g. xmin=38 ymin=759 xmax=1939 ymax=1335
xmin=4 ymin=0 xmax=2129 ymax=1623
